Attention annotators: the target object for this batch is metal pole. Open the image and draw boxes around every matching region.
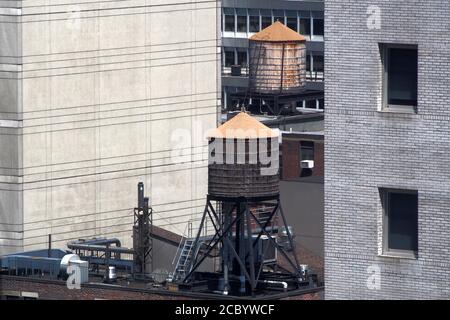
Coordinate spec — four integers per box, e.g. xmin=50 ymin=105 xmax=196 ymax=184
xmin=279 ymin=203 xmax=301 ymax=270
xmin=48 ymin=234 xmax=52 ymax=258
xmin=245 ymin=205 xmax=256 ymax=291
xmin=280 ymin=43 xmax=285 ymax=94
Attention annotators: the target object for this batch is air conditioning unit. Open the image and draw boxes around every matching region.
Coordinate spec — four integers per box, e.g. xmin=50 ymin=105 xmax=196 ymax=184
xmin=301 ymin=160 xmax=314 ymax=169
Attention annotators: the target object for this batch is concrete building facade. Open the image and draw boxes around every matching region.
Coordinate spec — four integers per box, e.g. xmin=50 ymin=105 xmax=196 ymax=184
xmin=325 ymin=1 xmax=450 ymax=298
xmin=0 ymin=1 xmax=220 ymax=255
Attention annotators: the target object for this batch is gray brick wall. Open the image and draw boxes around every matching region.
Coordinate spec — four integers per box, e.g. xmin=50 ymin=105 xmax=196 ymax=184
xmin=324 ymin=0 xmax=450 ymax=299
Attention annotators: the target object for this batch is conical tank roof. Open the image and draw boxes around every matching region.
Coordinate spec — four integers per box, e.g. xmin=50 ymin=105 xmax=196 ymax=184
xmin=208 ymin=112 xmax=278 ymax=139
xmin=250 ymin=21 xmax=306 ymax=43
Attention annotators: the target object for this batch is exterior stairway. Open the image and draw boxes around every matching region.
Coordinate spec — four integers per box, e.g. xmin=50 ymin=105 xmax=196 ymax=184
xmin=173 ymin=238 xmax=195 ymax=281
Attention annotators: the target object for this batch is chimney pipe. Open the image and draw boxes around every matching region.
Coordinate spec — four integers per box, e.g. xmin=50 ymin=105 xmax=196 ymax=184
xmin=138 ymin=182 xmax=144 ymax=208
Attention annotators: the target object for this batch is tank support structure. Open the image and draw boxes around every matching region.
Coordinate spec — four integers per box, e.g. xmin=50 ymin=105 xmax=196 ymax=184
xmin=182 ymin=194 xmax=301 ymax=294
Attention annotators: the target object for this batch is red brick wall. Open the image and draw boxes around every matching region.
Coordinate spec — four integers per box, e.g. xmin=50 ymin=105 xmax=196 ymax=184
xmin=282 ymin=140 xmax=300 ymax=180
xmin=0 ymin=276 xmax=192 ymax=300
xmin=282 ymin=139 xmax=324 ymax=180
xmin=313 ymin=142 xmax=324 ymax=177
xmin=0 ymin=275 xmax=322 ymax=300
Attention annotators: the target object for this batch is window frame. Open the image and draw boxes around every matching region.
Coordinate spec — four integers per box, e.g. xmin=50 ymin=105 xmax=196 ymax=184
xmin=380 ymin=188 xmax=419 ymax=259
xmin=381 ymin=43 xmax=418 ymax=114
xmin=224 ymin=12 xmax=236 ymax=32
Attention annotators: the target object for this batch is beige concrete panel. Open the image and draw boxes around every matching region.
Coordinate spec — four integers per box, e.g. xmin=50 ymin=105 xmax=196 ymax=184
xmin=51 ymin=73 xmax=96 ymax=110
xmin=99 ymin=14 xmax=145 ymax=50
xmin=150 ymin=63 xmax=192 ymax=99
xmin=50 ymin=180 xmax=97 ymax=220
xmin=22 ymin=131 xmax=47 ymax=168
xmin=21 ymin=21 xmax=50 ymax=56
xmin=149 ymin=10 xmax=193 ymax=46
xmin=50 ymin=14 xmax=99 ymax=54
xmin=51 ymin=127 xmax=96 ymax=164
xmin=99 ymin=68 xmax=147 ymax=105
xmin=99 ymin=121 xmax=146 ymax=159
xmin=22 ymin=76 xmax=51 ymax=113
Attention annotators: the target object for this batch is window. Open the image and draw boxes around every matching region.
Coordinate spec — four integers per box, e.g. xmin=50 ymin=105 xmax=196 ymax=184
xmin=306 ymin=53 xmax=311 ymax=72
xmin=273 ymin=10 xmax=284 ymax=24
xmin=318 ymin=99 xmax=324 ymax=110
xmin=249 ymin=15 xmax=260 ymax=32
xmin=300 ymin=18 xmax=311 ymax=36
xmin=286 ymin=17 xmax=298 ymax=32
xmin=306 ymin=100 xmax=317 ymax=109
xmin=313 ymin=18 xmax=324 ymax=36
xmin=224 ymin=48 xmax=235 ymax=67
xmin=313 ymin=55 xmax=324 ymax=73
xmin=224 ymin=12 xmax=235 ymax=32
xmin=237 ymin=49 xmax=247 ymax=68
xmin=236 ymin=10 xmax=247 ymax=33
xmin=381 ymin=189 xmax=418 ymax=258
xmin=381 ymin=44 xmax=418 ymax=112
xmin=261 ymin=11 xmax=272 ymax=29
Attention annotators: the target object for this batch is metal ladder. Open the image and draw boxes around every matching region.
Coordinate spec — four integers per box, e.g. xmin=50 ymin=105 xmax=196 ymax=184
xmin=172 ymin=221 xmax=196 ymax=281
xmin=173 ymin=238 xmax=195 ymax=280
xmin=171 ymin=217 xmax=215 ymax=281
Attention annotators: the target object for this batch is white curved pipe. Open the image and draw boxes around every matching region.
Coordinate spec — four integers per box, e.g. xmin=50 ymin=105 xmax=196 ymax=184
xmin=264 ymin=280 xmax=288 ymax=290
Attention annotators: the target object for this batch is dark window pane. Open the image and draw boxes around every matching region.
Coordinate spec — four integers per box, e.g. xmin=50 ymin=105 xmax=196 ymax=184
xmin=300 ymin=18 xmax=311 ymax=36
xmin=274 ymin=16 xmax=284 ymax=24
xmin=388 ymin=48 xmax=418 ymax=106
xmin=313 ymin=19 xmax=324 ymax=36
xmin=388 ymin=192 xmax=418 ymax=251
xmin=306 ymin=54 xmax=311 ymax=71
xmin=306 ymin=100 xmax=316 ymax=109
xmin=236 ymin=15 xmax=247 ymax=32
xmin=287 ymin=17 xmax=298 ymax=32
xmin=224 ymin=15 xmax=235 ymax=32
xmin=261 ymin=16 xmax=272 ymax=29
xmin=237 ymin=50 xmax=247 ymax=68
xmin=313 ymin=55 xmax=324 ymax=72
xmin=318 ymin=99 xmax=324 ymax=110
xmin=300 ymin=141 xmax=314 ymax=160
xmin=249 ymin=16 xmax=260 ymax=32
xmin=224 ymin=49 xmax=235 ymax=67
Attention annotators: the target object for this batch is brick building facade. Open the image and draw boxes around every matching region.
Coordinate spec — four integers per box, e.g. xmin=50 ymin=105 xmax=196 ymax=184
xmin=325 ymin=1 xmax=450 ymax=299
xmin=282 ymin=132 xmax=324 ymax=180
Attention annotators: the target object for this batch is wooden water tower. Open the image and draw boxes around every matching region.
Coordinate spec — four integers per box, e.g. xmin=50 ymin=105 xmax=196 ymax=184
xmin=180 ymin=112 xmax=308 ymax=295
xmin=249 ymin=21 xmax=307 ymax=94
xmin=207 ymin=112 xmax=280 ymax=198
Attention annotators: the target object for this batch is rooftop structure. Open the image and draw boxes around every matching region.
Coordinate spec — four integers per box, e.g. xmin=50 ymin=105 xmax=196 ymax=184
xmin=221 ymin=0 xmax=324 ymax=112
xmin=249 ymin=22 xmax=307 ymax=95
xmin=208 ymin=112 xmax=278 ymax=139
xmin=249 ymin=21 xmax=307 ymax=42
